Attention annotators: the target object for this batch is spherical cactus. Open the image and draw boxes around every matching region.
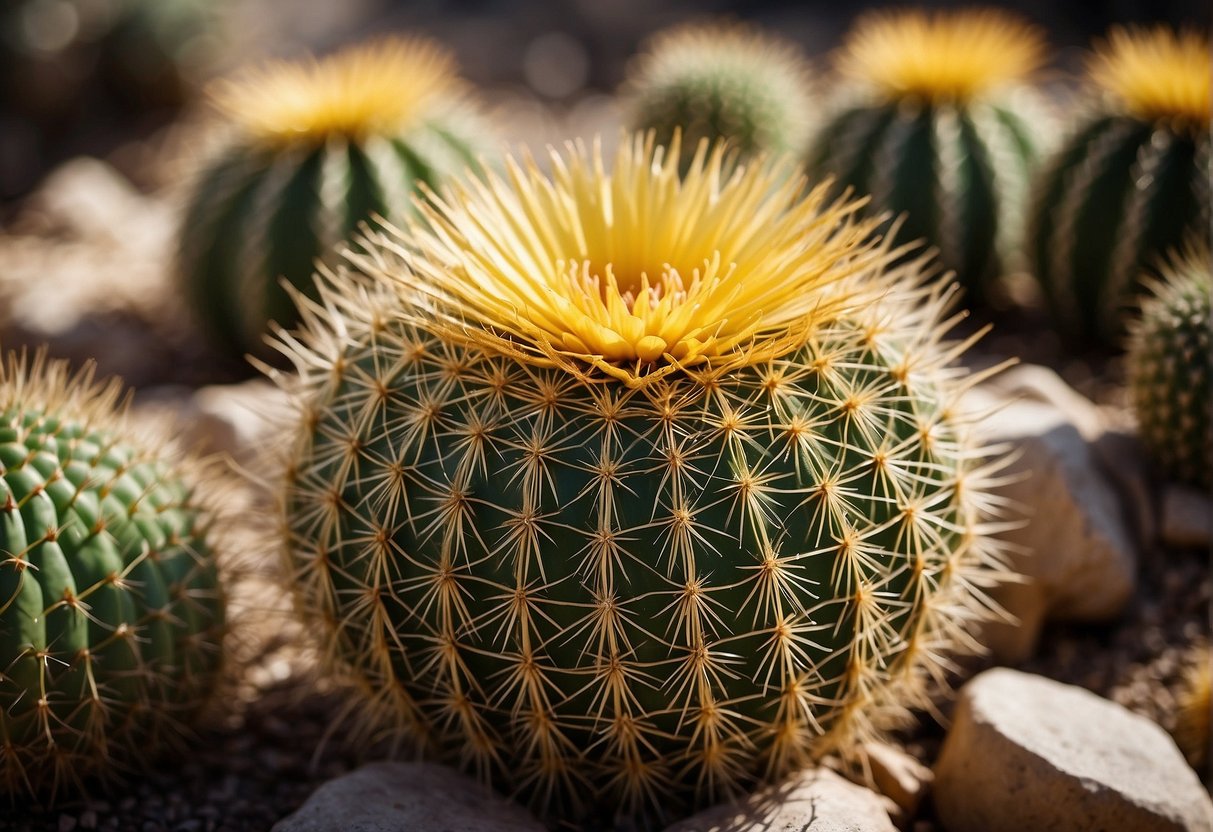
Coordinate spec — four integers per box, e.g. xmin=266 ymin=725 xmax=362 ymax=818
xmin=276 ymin=136 xmax=1009 ymax=828
xmin=1 ymin=351 xmax=225 ymax=799
xmin=623 ymin=21 xmax=812 ymax=169
xmin=806 ymin=8 xmax=1048 ymax=306
xmin=1173 ymin=646 xmax=1211 ymax=772
xmin=1126 ymin=243 xmax=1211 ymax=489
xmin=1029 ymin=26 xmax=1211 ymax=347
xmin=178 ymin=35 xmax=490 ymax=359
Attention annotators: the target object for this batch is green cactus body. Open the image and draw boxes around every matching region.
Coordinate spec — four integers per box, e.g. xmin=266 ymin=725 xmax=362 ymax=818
xmin=1028 ymin=26 xmax=1211 ymax=347
xmin=807 ymin=9 xmax=1048 ymax=305
xmin=178 ymin=36 xmax=488 ymax=358
xmin=0 ymin=354 xmax=224 ymax=798
xmin=624 ymin=22 xmax=812 ymax=169
xmin=277 ymin=137 xmax=1006 ymax=827
xmin=808 ymin=94 xmax=1041 ymax=303
xmin=1127 ymin=245 xmax=1212 ymax=489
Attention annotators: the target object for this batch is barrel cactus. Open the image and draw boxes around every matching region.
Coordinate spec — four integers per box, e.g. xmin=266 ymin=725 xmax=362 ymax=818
xmin=1126 ymin=243 xmax=1211 ymax=489
xmin=806 ymin=8 xmax=1048 ymax=305
xmin=1029 ymin=26 xmax=1211 ymax=347
xmin=623 ymin=21 xmax=812 ymax=169
xmin=276 ymin=135 xmax=1009 ymax=827
xmin=178 ymin=35 xmax=489 ymax=359
xmin=1 ymin=351 xmax=225 ymax=799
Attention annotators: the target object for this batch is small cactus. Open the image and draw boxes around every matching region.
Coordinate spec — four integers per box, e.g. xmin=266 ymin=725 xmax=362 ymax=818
xmin=275 ymin=135 xmax=1010 ymax=827
xmin=1028 ymin=26 xmax=1211 ymax=346
xmin=0 ymin=351 xmax=225 ymax=799
xmin=178 ymin=35 xmax=490 ymax=359
xmin=623 ymin=21 xmax=812 ymax=169
xmin=1173 ymin=646 xmax=1211 ymax=773
xmin=806 ymin=8 xmax=1048 ymax=305
xmin=1126 ymin=243 xmax=1212 ymax=489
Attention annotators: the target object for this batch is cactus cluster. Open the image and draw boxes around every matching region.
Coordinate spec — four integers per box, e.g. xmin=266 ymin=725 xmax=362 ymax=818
xmin=623 ymin=22 xmax=812 ymax=169
xmin=276 ymin=136 xmax=1008 ymax=827
xmin=178 ymin=36 xmax=489 ymax=359
xmin=806 ymin=8 xmax=1048 ymax=305
xmin=0 ymin=352 xmax=225 ymax=799
xmin=1028 ymin=26 xmax=1211 ymax=346
xmin=1126 ymin=243 xmax=1212 ymax=490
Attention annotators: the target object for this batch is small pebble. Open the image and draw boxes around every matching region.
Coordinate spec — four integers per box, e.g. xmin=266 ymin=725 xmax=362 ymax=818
xmin=58 ymin=815 xmax=77 ymax=832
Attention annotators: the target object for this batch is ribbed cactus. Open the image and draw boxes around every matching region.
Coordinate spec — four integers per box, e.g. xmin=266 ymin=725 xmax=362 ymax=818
xmin=178 ymin=36 xmax=489 ymax=359
xmin=1126 ymin=243 xmax=1211 ymax=489
xmin=623 ymin=21 xmax=812 ymax=169
xmin=276 ymin=136 xmax=1008 ymax=828
xmin=806 ymin=8 xmax=1048 ymax=305
xmin=1029 ymin=26 xmax=1211 ymax=347
xmin=1 ymin=352 xmax=225 ymax=799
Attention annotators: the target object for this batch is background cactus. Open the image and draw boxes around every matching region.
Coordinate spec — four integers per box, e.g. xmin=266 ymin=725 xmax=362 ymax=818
xmin=0 ymin=351 xmax=225 ymax=799
xmin=276 ymin=136 xmax=1008 ymax=827
xmin=1028 ymin=26 xmax=1211 ymax=347
xmin=805 ymin=8 xmax=1048 ymax=306
xmin=622 ymin=21 xmax=812 ymax=169
xmin=177 ymin=35 xmax=489 ymax=359
xmin=1126 ymin=243 xmax=1211 ymax=489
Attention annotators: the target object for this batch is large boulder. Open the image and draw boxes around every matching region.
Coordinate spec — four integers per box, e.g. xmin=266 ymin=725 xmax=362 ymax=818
xmin=934 ymin=668 xmax=1213 ymax=832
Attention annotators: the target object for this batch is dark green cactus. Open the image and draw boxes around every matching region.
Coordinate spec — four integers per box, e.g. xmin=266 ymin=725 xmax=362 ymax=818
xmin=275 ymin=136 xmax=1009 ymax=828
xmin=1 ymin=352 xmax=225 ymax=799
xmin=178 ymin=36 xmax=489 ymax=359
xmin=806 ymin=8 xmax=1048 ymax=306
xmin=1126 ymin=244 xmax=1211 ymax=490
xmin=1028 ymin=26 xmax=1211 ymax=347
xmin=623 ymin=21 xmax=812 ymax=169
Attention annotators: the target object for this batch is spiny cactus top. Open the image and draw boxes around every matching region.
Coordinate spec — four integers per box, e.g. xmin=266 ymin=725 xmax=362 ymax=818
xmin=1029 ymin=26 xmax=1211 ymax=347
xmin=623 ymin=21 xmax=812 ymax=169
xmin=178 ymin=35 xmax=489 ymax=360
xmin=0 ymin=352 xmax=225 ymax=800
xmin=277 ymin=135 xmax=1009 ymax=828
xmin=807 ymin=8 xmax=1048 ymax=305
xmin=1126 ymin=243 xmax=1212 ymax=490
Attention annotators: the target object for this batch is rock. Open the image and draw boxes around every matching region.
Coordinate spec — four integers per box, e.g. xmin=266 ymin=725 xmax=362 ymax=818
xmin=1091 ymin=428 xmax=1157 ymax=551
xmin=1161 ymin=486 xmax=1213 ymax=549
xmin=934 ymin=668 xmax=1213 ymax=832
xmin=861 ymin=742 xmax=932 ymax=823
xmin=271 ymin=761 xmax=546 ymax=832
xmin=136 ymin=380 xmax=287 ymax=468
xmin=665 ymin=767 xmax=896 ymax=832
xmin=19 ymin=157 xmax=156 ymax=242
xmin=962 ymin=384 xmax=1137 ymax=663
xmin=986 ymin=364 xmax=1105 ymax=440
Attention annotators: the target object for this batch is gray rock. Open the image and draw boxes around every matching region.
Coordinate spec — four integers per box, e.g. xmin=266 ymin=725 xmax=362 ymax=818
xmin=271 ymin=762 xmax=545 ymax=832
xmin=934 ymin=668 xmax=1213 ymax=832
xmin=962 ymin=384 xmax=1137 ymax=663
xmin=665 ymin=767 xmax=896 ymax=832
xmin=1161 ymin=486 xmax=1213 ymax=549
xmin=1091 ymin=428 xmax=1158 ymax=551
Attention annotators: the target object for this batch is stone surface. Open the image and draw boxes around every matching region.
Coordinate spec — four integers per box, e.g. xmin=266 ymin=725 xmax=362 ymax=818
xmin=986 ymin=363 xmax=1106 ymax=440
xmin=664 ymin=767 xmax=896 ymax=832
xmin=1091 ymin=428 xmax=1158 ymax=551
xmin=271 ymin=762 xmax=546 ymax=832
xmin=861 ymin=742 xmax=932 ymax=822
xmin=1161 ymin=486 xmax=1213 ymax=549
xmin=934 ymin=668 xmax=1213 ymax=832
xmin=962 ymin=383 xmax=1137 ymax=663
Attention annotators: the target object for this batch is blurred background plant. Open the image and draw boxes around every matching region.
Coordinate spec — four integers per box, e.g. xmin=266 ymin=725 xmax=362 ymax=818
xmin=0 ymin=0 xmax=1206 ymax=204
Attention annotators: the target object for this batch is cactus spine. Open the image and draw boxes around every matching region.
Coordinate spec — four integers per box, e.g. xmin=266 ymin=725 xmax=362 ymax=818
xmin=178 ymin=36 xmax=488 ymax=358
xmin=277 ymin=136 xmax=1009 ymax=827
xmin=1126 ymin=243 xmax=1211 ymax=489
xmin=623 ymin=22 xmax=812 ymax=169
xmin=1028 ymin=26 xmax=1211 ymax=346
xmin=0 ymin=351 xmax=225 ymax=799
xmin=806 ymin=8 xmax=1047 ymax=305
